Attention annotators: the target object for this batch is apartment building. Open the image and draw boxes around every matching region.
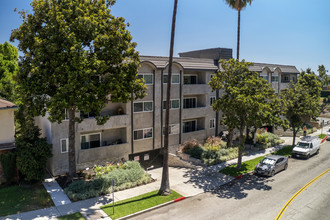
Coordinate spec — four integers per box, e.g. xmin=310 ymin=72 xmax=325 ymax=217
xmin=36 ymin=48 xmax=299 ymax=175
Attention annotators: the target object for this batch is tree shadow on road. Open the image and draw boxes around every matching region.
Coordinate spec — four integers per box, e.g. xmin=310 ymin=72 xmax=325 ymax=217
xmin=211 ymin=173 xmax=274 ymax=200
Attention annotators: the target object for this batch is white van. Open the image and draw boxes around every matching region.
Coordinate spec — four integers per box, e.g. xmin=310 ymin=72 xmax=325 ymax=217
xmin=292 ymin=136 xmax=320 ymax=159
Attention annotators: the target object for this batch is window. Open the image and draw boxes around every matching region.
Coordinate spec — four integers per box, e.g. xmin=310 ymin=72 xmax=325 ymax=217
xmin=183 ymin=97 xmax=197 ymax=109
xmin=163 ymin=74 xmax=180 ymax=84
xmin=137 ymin=74 xmax=153 ymax=84
xmin=261 ymin=75 xmax=268 ymax=81
xmin=291 ymin=76 xmax=296 ymax=82
xmin=64 ymin=109 xmax=69 ymax=120
xmin=184 ymin=75 xmax=197 ymax=84
xmin=60 ymin=138 xmax=68 ymax=153
xmin=210 ymin=96 xmax=216 ymax=106
xmin=271 ymin=76 xmax=279 ymax=82
xmin=283 ymin=76 xmax=289 ymax=82
xmin=183 ymin=120 xmax=197 ymax=133
xmin=80 ymin=111 xmax=96 ymax=118
xmin=163 ymin=124 xmax=180 ymax=135
xmin=134 ymin=128 xmax=153 ymax=140
xmin=81 ymin=133 xmax=101 ymax=149
xmin=163 ymin=99 xmax=180 ymax=109
xmin=210 ymin=119 xmax=215 ymax=129
xmin=134 ymin=101 xmax=153 ymax=112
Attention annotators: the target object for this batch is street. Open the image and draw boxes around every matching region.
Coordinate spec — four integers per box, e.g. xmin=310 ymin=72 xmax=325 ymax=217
xmin=129 ymin=141 xmax=330 ymax=220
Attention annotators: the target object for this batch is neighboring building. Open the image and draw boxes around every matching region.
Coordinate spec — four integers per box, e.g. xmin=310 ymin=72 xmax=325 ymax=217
xmin=0 ymin=99 xmax=18 ymax=183
xmin=36 ymin=48 xmax=299 ymax=176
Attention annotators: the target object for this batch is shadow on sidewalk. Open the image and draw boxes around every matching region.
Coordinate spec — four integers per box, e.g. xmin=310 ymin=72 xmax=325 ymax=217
xmin=211 ymin=173 xmax=273 ymax=200
xmin=180 ymin=167 xmax=233 ymax=192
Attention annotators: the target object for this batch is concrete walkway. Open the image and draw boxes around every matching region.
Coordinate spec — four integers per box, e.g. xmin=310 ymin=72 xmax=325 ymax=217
xmin=42 ymin=179 xmax=71 ymax=206
xmin=1 ymin=128 xmax=326 ymax=220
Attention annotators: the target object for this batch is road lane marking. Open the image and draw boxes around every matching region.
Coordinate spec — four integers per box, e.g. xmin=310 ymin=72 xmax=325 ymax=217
xmin=275 ymin=168 xmax=330 ymax=220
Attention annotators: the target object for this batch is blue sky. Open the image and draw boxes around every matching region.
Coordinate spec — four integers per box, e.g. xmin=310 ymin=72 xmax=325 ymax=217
xmin=1 ymin=0 xmax=329 ymax=72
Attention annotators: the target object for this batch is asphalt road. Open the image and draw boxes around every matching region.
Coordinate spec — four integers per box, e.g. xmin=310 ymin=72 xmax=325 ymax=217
xmin=129 ymin=141 xmax=330 ymax=220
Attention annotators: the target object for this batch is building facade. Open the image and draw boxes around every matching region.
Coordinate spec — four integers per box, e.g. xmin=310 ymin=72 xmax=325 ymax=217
xmin=36 ymin=48 xmax=299 ymax=176
xmin=0 ymin=99 xmax=18 ymax=183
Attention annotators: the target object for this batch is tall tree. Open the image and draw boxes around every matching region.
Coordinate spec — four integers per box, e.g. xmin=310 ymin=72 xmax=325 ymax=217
xmin=225 ymin=0 xmax=252 ymax=60
xmin=209 ymin=59 xmax=284 ymax=169
xmin=11 ymin=0 xmax=146 ymax=181
xmin=318 ymin=65 xmax=329 ymax=88
xmin=0 ymin=42 xmax=18 ymax=102
xmin=159 ymin=0 xmax=178 ymax=196
xmin=281 ymin=70 xmax=321 ymax=147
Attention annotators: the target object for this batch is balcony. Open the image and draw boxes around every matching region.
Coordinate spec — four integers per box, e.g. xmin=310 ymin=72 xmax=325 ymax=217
xmin=181 ymin=129 xmax=206 ymax=143
xmin=77 ymin=114 xmax=130 ymax=132
xmin=182 ymin=107 xmax=208 ymax=119
xmin=183 ymin=84 xmax=209 ymax=95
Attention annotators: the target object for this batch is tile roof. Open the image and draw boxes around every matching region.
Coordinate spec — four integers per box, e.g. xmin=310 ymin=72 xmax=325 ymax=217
xmin=0 ymin=99 xmax=18 ymax=110
xmin=249 ymin=63 xmax=300 ymax=74
xmin=140 ymin=56 xmax=218 ymax=71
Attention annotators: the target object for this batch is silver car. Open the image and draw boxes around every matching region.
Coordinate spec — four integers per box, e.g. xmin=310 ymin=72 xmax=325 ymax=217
xmin=254 ymin=155 xmax=288 ymax=176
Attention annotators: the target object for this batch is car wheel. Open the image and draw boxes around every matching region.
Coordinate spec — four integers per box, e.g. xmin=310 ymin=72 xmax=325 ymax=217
xmin=316 ymin=149 xmax=320 ymax=155
xmin=270 ymin=170 xmax=275 ymax=177
xmin=284 ymin=163 xmax=288 ymax=170
xmin=306 ymin=154 xmax=310 ymax=159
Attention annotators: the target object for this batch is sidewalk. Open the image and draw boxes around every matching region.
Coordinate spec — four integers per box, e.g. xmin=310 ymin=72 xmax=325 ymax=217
xmin=1 ymin=128 xmax=326 ymax=220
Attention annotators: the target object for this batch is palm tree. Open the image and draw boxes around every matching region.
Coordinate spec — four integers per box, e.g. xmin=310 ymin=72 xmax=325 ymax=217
xmin=225 ymin=0 xmax=252 ymax=60
xmin=158 ymin=0 xmax=179 ymax=196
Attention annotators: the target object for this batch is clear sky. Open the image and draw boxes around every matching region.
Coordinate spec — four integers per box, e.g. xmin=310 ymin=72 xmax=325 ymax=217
xmin=1 ymin=0 xmax=329 ymax=73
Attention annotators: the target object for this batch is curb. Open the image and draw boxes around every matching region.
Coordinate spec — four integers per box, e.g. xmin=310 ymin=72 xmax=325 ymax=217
xmin=116 ymin=196 xmax=187 ymax=220
xmin=321 ymin=136 xmax=327 ymax=143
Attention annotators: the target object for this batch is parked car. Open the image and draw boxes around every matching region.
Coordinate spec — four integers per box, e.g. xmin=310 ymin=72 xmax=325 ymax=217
xmin=327 ymin=128 xmax=330 ymax=140
xmin=292 ymin=136 xmax=320 ymax=159
xmin=254 ymin=155 xmax=288 ymax=177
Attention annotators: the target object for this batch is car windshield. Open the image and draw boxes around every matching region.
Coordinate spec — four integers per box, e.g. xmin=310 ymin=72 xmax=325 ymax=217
xmin=261 ymin=158 xmax=276 ymax=165
xmin=296 ymin=142 xmax=309 ymax=149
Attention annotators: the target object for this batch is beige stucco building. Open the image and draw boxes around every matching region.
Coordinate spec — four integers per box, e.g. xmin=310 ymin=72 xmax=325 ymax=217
xmin=0 ymin=99 xmax=18 ymax=182
xmin=36 ymin=48 xmax=299 ymax=176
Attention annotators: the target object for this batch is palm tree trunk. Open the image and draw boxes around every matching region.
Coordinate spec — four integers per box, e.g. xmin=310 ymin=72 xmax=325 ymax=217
xmin=159 ymin=0 xmax=178 ymax=196
xmin=236 ymin=9 xmax=241 ymax=60
xmin=68 ymin=107 xmax=76 ymax=183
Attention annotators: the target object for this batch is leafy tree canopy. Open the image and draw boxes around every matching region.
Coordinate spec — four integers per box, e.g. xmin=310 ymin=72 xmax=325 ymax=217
xmin=10 ymin=0 xmax=146 ymax=124
xmin=281 ymin=69 xmax=321 ymax=146
xmin=318 ymin=65 xmax=329 ymax=88
xmin=209 ymin=59 xmax=284 ymax=168
xmin=0 ymin=42 xmax=18 ymax=102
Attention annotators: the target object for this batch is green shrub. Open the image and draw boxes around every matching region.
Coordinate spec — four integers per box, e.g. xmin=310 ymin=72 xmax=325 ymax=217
xmin=187 ymin=145 xmax=204 ymax=159
xmin=256 ymin=133 xmax=284 ymax=149
xmin=0 ymin=151 xmax=16 ymax=184
xmin=16 ymin=126 xmax=52 ymax=182
xmin=202 ymin=147 xmax=238 ymax=166
xmin=65 ymin=161 xmax=152 ymax=201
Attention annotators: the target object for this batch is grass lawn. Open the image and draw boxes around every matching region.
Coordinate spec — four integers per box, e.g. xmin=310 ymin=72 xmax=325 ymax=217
xmin=220 ymin=145 xmax=293 ymax=177
xmin=101 ymin=190 xmax=183 ymax=219
xmin=319 ymin=134 xmax=326 ymax=139
xmin=58 ymin=212 xmax=85 ymax=220
xmin=0 ymin=182 xmax=54 ymax=217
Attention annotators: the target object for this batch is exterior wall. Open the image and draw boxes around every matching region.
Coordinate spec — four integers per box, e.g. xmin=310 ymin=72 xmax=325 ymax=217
xmin=41 ymin=56 xmax=298 ymax=175
xmin=35 ymin=114 xmax=52 ymax=143
xmin=0 ymin=109 xmax=15 ymax=144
